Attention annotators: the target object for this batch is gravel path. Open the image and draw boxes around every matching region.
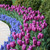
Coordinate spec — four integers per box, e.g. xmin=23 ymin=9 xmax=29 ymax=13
xmin=0 ymin=21 xmax=10 ymax=48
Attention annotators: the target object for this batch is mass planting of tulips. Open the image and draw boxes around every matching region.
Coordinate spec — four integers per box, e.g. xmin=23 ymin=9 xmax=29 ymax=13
xmin=0 ymin=4 xmax=47 ymax=50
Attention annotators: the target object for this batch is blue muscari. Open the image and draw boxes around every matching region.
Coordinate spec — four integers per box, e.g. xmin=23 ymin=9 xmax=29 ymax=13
xmin=0 ymin=14 xmax=21 ymax=50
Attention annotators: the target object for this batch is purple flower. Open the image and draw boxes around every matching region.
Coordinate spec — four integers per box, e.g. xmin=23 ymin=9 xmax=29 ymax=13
xmin=21 ymin=31 xmax=25 ymax=36
xmin=33 ymin=37 xmax=36 ymax=39
xmin=33 ymin=44 xmax=36 ymax=47
xmin=19 ymin=25 xmax=23 ymax=29
xmin=37 ymin=33 xmax=44 ymax=39
xmin=37 ymin=41 xmax=41 ymax=46
xmin=13 ymin=35 xmax=17 ymax=40
xmin=29 ymin=45 xmax=33 ymax=50
xmin=10 ymin=41 xmax=16 ymax=48
xmin=22 ymin=41 xmax=25 ymax=45
xmin=22 ymin=44 xmax=26 ymax=50
xmin=17 ymin=39 xmax=22 ymax=46
xmin=25 ymin=38 xmax=29 ymax=44
xmin=10 ymin=49 xmax=17 ymax=50
xmin=19 ymin=33 xmax=22 ymax=39
xmin=33 ymin=39 xmax=37 ymax=45
xmin=7 ymin=44 xmax=10 ymax=50
xmin=39 ymin=28 xmax=42 ymax=32
xmin=27 ymin=33 xmax=30 ymax=38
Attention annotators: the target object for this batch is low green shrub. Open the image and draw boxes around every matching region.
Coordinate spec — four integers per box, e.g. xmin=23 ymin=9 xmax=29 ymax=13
xmin=12 ymin=0 xmax=42 ymax=10
xmin=0 ymin=0 xmax=12 ymax=6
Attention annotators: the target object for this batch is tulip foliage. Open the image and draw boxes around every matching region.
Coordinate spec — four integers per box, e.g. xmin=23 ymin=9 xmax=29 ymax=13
xmin=0 ymin=4 xmax=48 ymax=50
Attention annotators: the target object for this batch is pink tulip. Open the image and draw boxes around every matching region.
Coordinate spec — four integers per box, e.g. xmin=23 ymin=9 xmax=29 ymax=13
xmin=10 ymin=41 xmax=16 ymax=48
xmin=7 ymin=44 xmax=10 ymax=50
xmin=37 ymin=41 xmax=41 ymax=46
xmin=10 ymin=49 xmax=17 ymax=50
xmin=33 ymin=39 xmax=37 ymax=45
xmin=37 ymin=34 xmax=41 ymax=39
xmin=13 ymin=35 xmax=17 ymax=40
xmin=19 ymin=33 xmax=22 ymax=39
xmin=23 ymin=20 xmax=26 ymax=23
xmin=21 ymin=31 xmax=25 ymax=36
xmin=34 ymin=16 xmax=37 ymax=20
xmin=12 ymin=32 xmax=16 ymax=37
xmin=17 ymin=40 xmax=22 ymax=46
xmin=16 ymin=33 xmax=19 ymax=38
xmin=33 ymin=37 xmax=36 ymax=39
xmin=38 ymin=33 xmax=44 ymax=39
xmin=32 ymin=27 xmax=37 ymax=32
xmin=32 ymin=20 xmax=36 ymax=24
xmin=25 ymin=39 xmax=29 ymax=44
xmin=18 ymin=12 xmax=21 ymax=15
xmin=25 ymin=35 xmax=29 ymax=39
xmin=22 ymin=6 xmax=24 ymax=9
xmin=27 ymin=33 xmax=30 ymax=38
xmin=19 ymin=25 xmax=23 ymax=29
xmin=24 ymin=27 xmax=27 ymax=31
xmin=22 ymin=41 xmax=25 ymax=45
xmin=37 ymin=14 xmax=40 ymax=20
xmin=29 ymin=45 xmax=33 ymax=50
xmin=28 ymin=7 xmax=32 ymax=11
xmin=22 ymin=44 xmax=26 ymax=50
xmin=39 ymin=21 xmax=42 ymax=24
xmin=33 ymin=44 xmax=36 ymax=47
xmin=39 ymin=28 xmax=42 ymax=32
xmin=27 ymin=48 xmax=30 ymax=50
xmin=24 ymin=23 xmax=28 ymax=27
xmin=41 ymin=25 xmax=45 ymax=29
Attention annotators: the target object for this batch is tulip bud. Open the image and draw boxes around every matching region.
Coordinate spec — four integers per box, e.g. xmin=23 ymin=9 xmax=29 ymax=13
xmin=18 ymin=12 xmax=21 ymax=15
xmin=25 ymin=39 xmax=29 ymax=44
xmin=32 ymin=20 xmax=36 ymax=25
xmin=10 ymin=41 xmax=16 ymax=48
xmin=37 ymin=33 xmax=44 ymax=39
xmin=33 ymin=44 xmax=36 ymax=47
xmin=22 ymin=44 xmax=26 ymax=50
xmin=32 ymin=27 xmax=37 ymax=32
xmin=17 ymin=40 xmax=22 ymax=46
xmin=39 ymin=28 xmax=42 ymax=32
xmin=37 ymin=41 xmax=41 ymax=46
xmin=33 ymin=37 xmax=36 ymax=39
xmin=22 ymin=41 xmax=25 ymax=45
xmin=7 ymin=44 xmax=10 ymax=50
xmin=33 ymin=39 xmax=37 ymax=45
xmin=21 ymin=32 xmax=25 ymax=36
xmin=12 ymin=32 xmax=16 ymax=37
xmin=16 ymin=33 xmax=19 ymax=38
xmin=13 ymin=35 xmax=17 ymax=40
xmin=27 ymin=33 xmax=30 ymax=38
xmin=19 ymin=25 xmax=23 ymax=29
xmin=19 ymin=33 xmax=22 ymax=39
xmin=29 ymin=45 xmax=33 ymax=50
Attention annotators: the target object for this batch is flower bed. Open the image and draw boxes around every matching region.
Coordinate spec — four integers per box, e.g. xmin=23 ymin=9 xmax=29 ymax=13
xmin=0 ymin=4 xmax=48 ymax=50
